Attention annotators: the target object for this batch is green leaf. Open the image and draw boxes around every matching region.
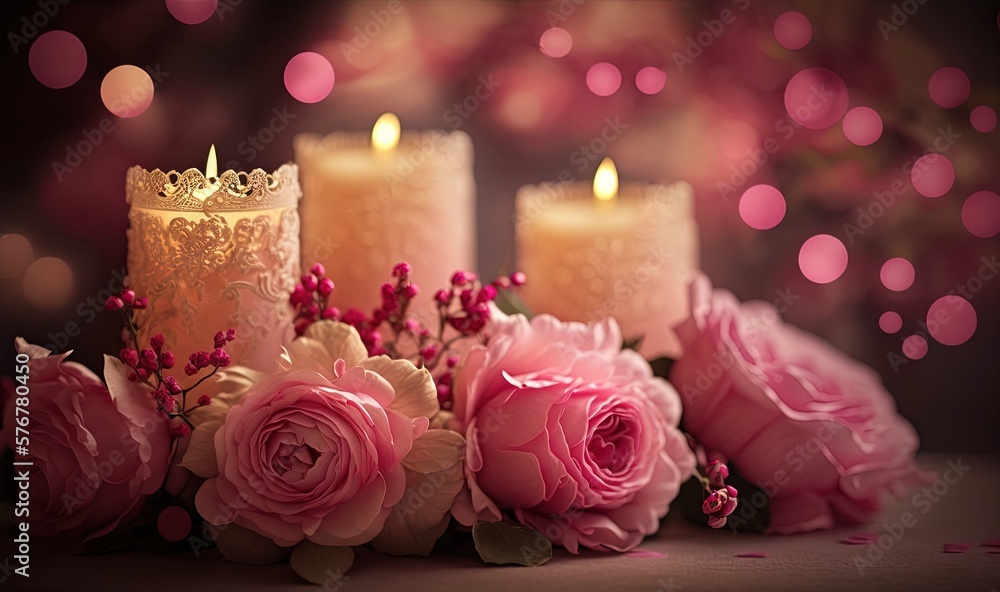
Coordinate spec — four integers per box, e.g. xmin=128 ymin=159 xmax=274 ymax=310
xmin=648 ymin=357 xmax=675 ymax=380
xmin=472 ymin=521 xmax=552 ymax=567
xmin=494 ymin=290 xmax=534 ymax=319
xmin=622 ymin=335 xmax=644 ymax=351
xmin=215 ymin=524 xmax=290 ymax=565
xmin=290 ymin=541 xmax=354 ymax=585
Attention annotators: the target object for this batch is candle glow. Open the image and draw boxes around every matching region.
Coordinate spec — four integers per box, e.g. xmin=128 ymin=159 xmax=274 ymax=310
xmin=372 ymin=113 xmax=400 ymax=152
xmin=593 ymin=157 xmax=618 ymax=201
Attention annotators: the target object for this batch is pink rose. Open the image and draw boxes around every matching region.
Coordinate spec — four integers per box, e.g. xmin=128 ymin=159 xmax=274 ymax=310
xmin=1 ymin=339 xmax=171 ymax=543
xmin=451 ymin=314 xmax=695 ymax=552
xmin=195 ymin=322 xmax=462 ymax=552
xmin=671 ymin=274 xmax=931 ymax=534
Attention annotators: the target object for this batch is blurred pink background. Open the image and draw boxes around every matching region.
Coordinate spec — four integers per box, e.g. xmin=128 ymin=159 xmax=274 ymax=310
xmin=0 ymin=0 xmax=997 ymax=451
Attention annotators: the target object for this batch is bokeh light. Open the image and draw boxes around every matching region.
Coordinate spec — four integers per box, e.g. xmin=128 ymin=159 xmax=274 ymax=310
xmin=586 ymin=62 xmax=622 ymax=97
xmin=961 ymin=190 xmax=1000 ymax=238
xmin=798 ymin=234 xmax=848 ymax=284
xmin=284 ymin=52 xmax=335 ymax=103
xmin=28 ymin=31 xmax=87 ymax=89
xmin=156 ymin=506 xmax=193 ymax=542
xmin=926 ymin=295 xmax=977 ymax=346
xmin=910 ymin=154 xmax=954 ymax=198
xmin=842 ymin=106 xmax=883 ymax=146
xmin=902 ymin=334 xmax=928 ymax=360
xmin=774 ymin=12 xmax=811 ymax=50
xmin=165 ymin=0 xmax=218 ymax=25
xmin=0 ymin=234 xmax=34 ymax=279
xmin=22 ymin=256 xmax=74 ymax=309
xmin=539 ymin=27 xmax=572 ymax=58
xmin=101 ymin=65 xmax=155 ymax=118
xmin=879 ymin=311 xmax=902 ymax=334
xmin=739 ymin=184 xmax=786 ymax=230
xmin=880 ymin=257 xmax=915 ymax=292
xmin=635 ymin=67 xmax=666 ymax=95
xmin=784 ymin=68 xmax=849 ymax=130
xmin=970 ymin=105 xmax=996 ymax=133
xmin=928 ymin=67 xmax=970 ymax=108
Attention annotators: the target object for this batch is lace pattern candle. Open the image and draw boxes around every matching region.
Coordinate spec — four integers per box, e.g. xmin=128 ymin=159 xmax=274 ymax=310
xmin=515 ymin=159 xmax=698 ymax=358
xmin=294 ymin=114 xmax=475 ymax=323
xmin=125 ymin=153 xmax=301 ymax=370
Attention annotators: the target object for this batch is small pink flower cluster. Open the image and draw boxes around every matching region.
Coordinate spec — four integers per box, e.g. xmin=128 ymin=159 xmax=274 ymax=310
xmin=105 ymin=289 xmax=236 ymax=438
xmin=290 ymin=263 xmax=338 ymax=336
xmin=702 ymin=459 xmax=738 ymax=529
xmin=288 ymin=263 xmax=525 ymax=410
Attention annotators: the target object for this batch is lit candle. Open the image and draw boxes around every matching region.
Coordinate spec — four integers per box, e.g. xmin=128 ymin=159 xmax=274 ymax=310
xmin=294 ymin=114 xmax=475 ymax=323
xmin=515 ymin=158 xmax=698 ymax=358
xmin=125 ymin=147 xmax=302 ymax=369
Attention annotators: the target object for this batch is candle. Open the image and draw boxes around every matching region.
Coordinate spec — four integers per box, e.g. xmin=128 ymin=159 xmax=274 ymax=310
xmin=125 ymin=147 xmax=302 ymax=369
xmin=294 ymin=114 xmax=475 ymax=323
xmin=516 ymin=158 xmax=698 ymax=358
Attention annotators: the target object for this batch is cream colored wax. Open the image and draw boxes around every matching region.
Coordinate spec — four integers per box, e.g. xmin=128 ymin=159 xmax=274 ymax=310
xmin=516 ymin=180 xmax=698 ymax=359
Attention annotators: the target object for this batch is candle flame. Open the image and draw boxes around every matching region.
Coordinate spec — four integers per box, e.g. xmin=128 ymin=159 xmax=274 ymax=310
xmin=205 ymin=144 xmax=218 ymax=179
xmin=593 ymin=157 xmax=618 ymax=201
xmin=372 ymin=113 xmax=400 ymax=152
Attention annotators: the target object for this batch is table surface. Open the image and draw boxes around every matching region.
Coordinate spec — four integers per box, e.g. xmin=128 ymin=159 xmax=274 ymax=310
xmin=16 ymin=454 xmax=1000 ymax=592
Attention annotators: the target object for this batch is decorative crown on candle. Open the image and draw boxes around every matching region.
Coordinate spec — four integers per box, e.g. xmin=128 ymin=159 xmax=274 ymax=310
xmin=125 ymin=164 xmax=300 ymax=212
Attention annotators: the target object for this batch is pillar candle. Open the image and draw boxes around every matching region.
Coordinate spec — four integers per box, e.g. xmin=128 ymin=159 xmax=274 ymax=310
xmin=125 ymin=149 xmax=301 ymax=369
xmin=294 ymin=114 xmax=475 ymax=324
xmin=515 ymin=158 xmax=698 ymax=359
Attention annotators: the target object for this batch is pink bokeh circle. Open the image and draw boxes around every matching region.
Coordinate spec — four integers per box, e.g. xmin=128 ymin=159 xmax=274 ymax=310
xmin=902 ymin=335 xmax=928 ymax=360
xmin=970 ymin=106 xmax=996 ymax=133
xmin=842 ymin=106 xmax=883 ymax=146
xmin=926 ymin=295 xmax=977 ymax=346
xmin=798 ymin=234 xmax=848 ymax=284
xmin=157 ymin=505 xmax=192 ymax=542
xmin=29 ymin=31 xmax=87 ymax=89
xmin=586 ymin=62 xmax=621 ymax=97
xmin=284 ymin=52 xmax=335 ymax=103
xmin=635 ymin=67 xmax=666 ymax=95
xmin=961 ymin=191 xmax=1000 ymax=238
xmin=784 ymin=68 xmax=850 ymax=130
xmin=880 ymin=257 xmax=915 ymax=292
xmin=774 ymin=12 xmax=812 ymax=50
xmin=910 ymin=154 xmax=954 ymax=198
xmin=928 ymin=67 xmax=970 ymax=109
xmin=539 ymin=27 xmax=572 ymax=58
xmin=739 ymin=184 xmax=786 ymax=230
xmin=879 ymin=311 xmax=902 ymax=334
xmin=101 ymin=65 xmax=155 ymax=118
xmin=165 ymin=0 xmax=218 ymax=25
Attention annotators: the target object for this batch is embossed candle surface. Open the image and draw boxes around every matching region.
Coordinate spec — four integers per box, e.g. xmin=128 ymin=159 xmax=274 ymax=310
xmin=125 ymin=153 xmax=301 ymax=370
xmin=515 ymin=161 xmax=698 ymax=358
xmin=294 ymin=114 xmax=475 ymax=323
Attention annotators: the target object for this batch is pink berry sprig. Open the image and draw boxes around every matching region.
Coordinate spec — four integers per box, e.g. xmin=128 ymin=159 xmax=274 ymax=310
xmin=290 ymin=263 xmax=338 ymax=337
xmin=105 ymin=289 xmax=234 ymax=438
xmin=686 ymin=436 xmax=739 ymax=529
